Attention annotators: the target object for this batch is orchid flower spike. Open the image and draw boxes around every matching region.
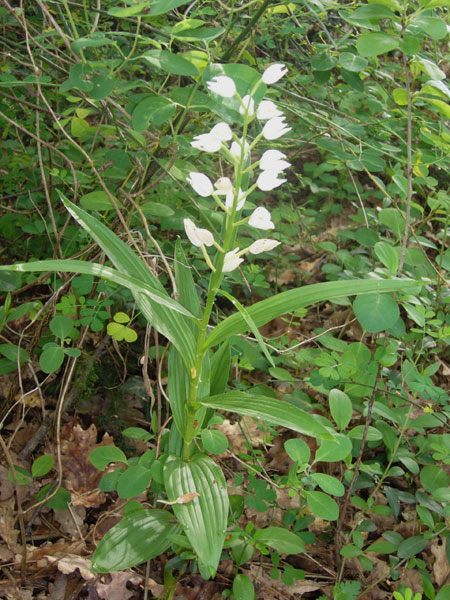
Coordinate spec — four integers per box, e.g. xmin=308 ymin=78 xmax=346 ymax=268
xmin=187 ymin=172 xmax=214 ymax=197
xmin=207 ymin=75 xmax=236 ymax=98
xmin=248 ymin=207 xmax=275 ymax=230
xmin=184 ymin=218 xmax=214 ymax=247
xmin=262 ymin=63 xmax=288 ymax=84
xmin=214 ymin=177 xmax=233 ymax=195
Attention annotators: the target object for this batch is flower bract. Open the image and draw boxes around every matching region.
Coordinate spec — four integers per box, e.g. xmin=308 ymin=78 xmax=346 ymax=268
xmin=223 ymin=248 xmax=244 ymax=272
xmin=256 ymin=100 xmax=283 ymax=120
xmin=248 ymin=207 xmax=275 ymax=230
xmin=206 ymin=76 xmax=236 ymax=98
xmin=257 ymin=171 xmax=287 ymax=191
xmin=262 ymin=117 xmax=291 ymax=140
xmin=184 ymin=218 xmax=214 ymax=247
xmin=262 ymin=63 xmax=288 ymax=84
xmin=187 ymin=172 xmax=214 ymax=197
xmin=248 ymin=238 xmax=281 ymax=254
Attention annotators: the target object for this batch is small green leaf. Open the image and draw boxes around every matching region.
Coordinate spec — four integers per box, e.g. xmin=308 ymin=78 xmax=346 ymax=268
xmin=311 ymin=473 xmax=345 ymax=497
xmin=339 ymin=52 xmax=368 ymax=72
xmin=113 ymin=312 xmax=130 ymax=324
xmin=32 ymin=455 xmax=54 ymax=478
xmin=132 ymin=97 xmax=176 ymax=132
xmin=201 ymin=429 xmax=229 ymax=454
xmin=393 ymin=88 xmax=408 ymax=106
xmin=254 ymin=527 xmax=306 ymax=554
xmin=329 ymin=389 xmax=352 ymax=430
xmin=315 ymin=435 xmax=352 ymax=463
xmin=374 ymin=242 xmax=399 ymax=275
xmin=89 ymin=446 xmax=127 ymax=470
xmin=50 ymin=315 xmax=74 ymax=339
xmin=9 ymin=465 xmax=32 ymax=485
xmin=269 ymin=367 xmax=294 ymax=381
xmin=117 ymin=465 xmax=151 ymax=498
xmin=348 ymin=425 xmax=383 ymax=441
xmin=412 ymin=15 xmax=448 ymax=39
xmin=0 ymin=343 xmax=30 ymax=364
xmin=141 ymin=201 xmax=175 ymax=217
xmin=80 ymin=191 xmax=121 ymax=211
xmin=40 ymin=345 xmax=65 ymax=374
xmin=305 ymin=491 xmax=339 ymax=521
xmin=357 ymin=33 xmax=399 ymax=57
xmin=233 ymin=574 xmax=255 ymax=600
xmin=397 ymin=535 xmax=428 ymax=558
xmin=284 ymin=438 xmax=311 ymax=464
xmin=353 ymin=293 xmax=400 ymax=333
xmin=141 ymin=49 xmax=199 ymax=76
xmin=420 ymin=465 xmax=450 ymax=493
xmin=92 ymin=509 xmax=181 ymax=573
xmin=123 ymin=427 xmax=152 ymax=441
xmin=365 ymin=541 xmax=398 ymax=553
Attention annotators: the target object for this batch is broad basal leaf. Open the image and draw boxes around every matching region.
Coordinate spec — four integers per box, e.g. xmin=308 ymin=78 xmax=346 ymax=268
xmin=205 ymin=278 xmax=418 ymax=350
xmin=61 ymin=194 xmax=197 ymax=368
xmin=200 ymin=392 xmax=334 ymax=440
xmin=91 ymin=509 xmax=180 ymax=573
xmin=164 ymin=454 xmax=229 ymax=578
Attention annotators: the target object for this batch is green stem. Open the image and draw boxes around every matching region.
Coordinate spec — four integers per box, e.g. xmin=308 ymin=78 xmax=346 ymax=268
xmin=182 ymin=101 xmax=252 ymax=459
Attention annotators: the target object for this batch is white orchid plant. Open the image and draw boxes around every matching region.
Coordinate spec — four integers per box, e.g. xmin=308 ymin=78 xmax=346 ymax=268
xmin=0 ymin=61 xmax=418 ymax=582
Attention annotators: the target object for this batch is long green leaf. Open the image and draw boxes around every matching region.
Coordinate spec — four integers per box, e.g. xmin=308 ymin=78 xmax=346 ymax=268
xmin=0 ymin=261 xmax=195 ymax=319
xmin=204 ymin=278 xmax=419 ymax=349
xmin=200 ymin=392 xmax=334 ymax=439
xmin=62 ymin=194 xmax=197 ymax=367
xmin=91 ymin=509 xmax=180 ymax=573
xmin=164 ymin=454 xmax=229 ymax=578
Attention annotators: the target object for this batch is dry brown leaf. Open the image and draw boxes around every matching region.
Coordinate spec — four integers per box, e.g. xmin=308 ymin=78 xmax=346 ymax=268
xmin=398 ymin=568 xmax=423 ymax=594
xmin=53 ymin=506 xmax=87 ymax=537
xmin=248 ymin=563 xmax=323 ymax=596
xmin=0 ymin=498 xmax=19 ymax=550
xmin=218 ymin=417 xmax=267 ymax=455
xmin=55 ymin=421 xmax=114 ymax=507
xmin=47 ymin=553 xmax=94 ymax=580
xmin=0 ymin=466 xmax=15 ymax=502
xmin=95 ymin=571 xmax=142 ymax=600
xmin=431 ymin=539 xmax=450 ymax=586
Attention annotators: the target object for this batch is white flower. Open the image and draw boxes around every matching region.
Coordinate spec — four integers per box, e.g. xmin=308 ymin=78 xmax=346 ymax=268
xmin=191 ymin=133 xmax=222 ymax=152
xmin=206 ymin=75 xmax=236 ymax=98
xmin=210 ymin=122 xmax=232 ymax=141
xmin=187 ymin=172 xmax=214 ymax=197
xmin=262 ymin=63 xmax=288 ymax=84
xmin=239 ymin=94 xmax=255 ymax=117
xmin=230 ymin=138 xmax=250 ymax=160
xmin=256 ymin=100 xmax=283 ymax=120
xmin=248 ymin=238 xmax=281 ymax=254
xmin=184 ymin=218 xmax=214 ymax=247
xmin=257 ymin=171 xmax=287 ymax=191
xmin=262 ymin=117 xmax=291 ymax=140
xmin=248 ymin=207 xmax=275 ymax=230
xmin=225 ymin=188 xmax=246 ymax=211
xmin=260 ymin=149 xmax=287 ymax=169
xmin=214 ymin=177 xmax=233 ymax=195
xmin=223 ymin=248 xmax=244 ymax=272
